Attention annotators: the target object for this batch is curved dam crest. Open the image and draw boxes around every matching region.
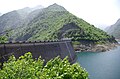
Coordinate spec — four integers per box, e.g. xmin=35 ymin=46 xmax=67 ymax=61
xmin=0 ymin=40 xmax=76 ymax=65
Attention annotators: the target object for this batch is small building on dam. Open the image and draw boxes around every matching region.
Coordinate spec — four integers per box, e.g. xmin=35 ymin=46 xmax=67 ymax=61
xmin=0 ymin=40 xmax=76 ymax=65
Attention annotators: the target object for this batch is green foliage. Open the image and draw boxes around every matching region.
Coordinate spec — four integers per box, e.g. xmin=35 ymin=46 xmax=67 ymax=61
xmin=72 ymin=41 xmax=81 ymax=45
xmin=0 ymin=52 xmax=89 ymax=79
xmin=0 ymin=35 xmax=8 ymax=43
xmin=2 ymin=4 xmax=115 ymax=44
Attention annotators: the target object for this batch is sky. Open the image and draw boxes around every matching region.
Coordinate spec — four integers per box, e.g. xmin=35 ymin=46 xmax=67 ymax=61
xmin=0 ymin=0 xmax=120 ymax=29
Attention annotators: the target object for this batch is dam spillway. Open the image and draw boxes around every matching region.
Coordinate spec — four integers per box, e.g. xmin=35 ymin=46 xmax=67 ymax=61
xmin=0 ymin=40 xmax=76 ymax=65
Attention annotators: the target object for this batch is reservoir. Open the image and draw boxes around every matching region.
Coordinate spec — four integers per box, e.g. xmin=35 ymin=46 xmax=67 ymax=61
xmin=77 ymin=46 xmax=120 ymax=79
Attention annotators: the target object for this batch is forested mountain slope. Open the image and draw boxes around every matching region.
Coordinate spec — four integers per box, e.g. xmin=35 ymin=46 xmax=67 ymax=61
xmin=0 ymin=6 xmax=43 ymax=33
xmin=0 ymin=4 xmax=116 ymax=45
xmin=0 ymin=11 xmax=23 ymax=32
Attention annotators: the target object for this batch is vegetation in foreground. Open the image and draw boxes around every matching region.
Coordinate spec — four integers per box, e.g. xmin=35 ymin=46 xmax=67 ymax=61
xmin=0 ymin=35 xmax=8 ymax=43
xmin=0 ymin=52 xmax=88 ymax=79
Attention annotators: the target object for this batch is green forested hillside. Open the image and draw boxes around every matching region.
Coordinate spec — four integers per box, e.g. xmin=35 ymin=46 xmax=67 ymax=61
xmin=0 ymin=11 xmax=23 ymax=32
xmin=0 ymin=52 xmax=88 ymax=79
xmin=0 ymin=6 xmax=43 ymax=33
xmin=0 ymin=4 xmax=116 ymax=44
xmin=0 ymin=35 xmax=8 ymax=43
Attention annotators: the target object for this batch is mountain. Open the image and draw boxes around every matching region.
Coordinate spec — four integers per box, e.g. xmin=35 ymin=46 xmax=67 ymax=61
xmin=0 ymin=11 xmax=23 ymax=33
xmin=0 ymin=3 xmax=116 ymax=45
xmin=17 ymin=6 xmax=44 ymax=19
xmin=45 ymin=3 xmax=66 ymax=11
xmin=0 ymin=13 xmax=2 ymax=16
xmin=32 ymin=5 xmax=44 ymax=10
xmin=16 ymin=7 xmax=33 ymax=19
xmin=106 ymin=19 xmax=120 ymax=39
xmin=0 ymin=6 xmax=44 ymax=34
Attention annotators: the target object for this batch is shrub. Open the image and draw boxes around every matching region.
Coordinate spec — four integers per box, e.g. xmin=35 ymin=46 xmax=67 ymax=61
xmin=0 ymin=52 xmax=88 ymax=79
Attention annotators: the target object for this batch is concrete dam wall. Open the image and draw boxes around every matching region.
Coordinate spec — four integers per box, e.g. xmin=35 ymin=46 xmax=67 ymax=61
xmin=0 ymin=40 xmax=76 ymax=65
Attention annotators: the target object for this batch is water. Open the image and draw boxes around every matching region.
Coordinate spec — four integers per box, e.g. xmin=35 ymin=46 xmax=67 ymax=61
xmin=77 ymin=46 xmax=120 ymax=79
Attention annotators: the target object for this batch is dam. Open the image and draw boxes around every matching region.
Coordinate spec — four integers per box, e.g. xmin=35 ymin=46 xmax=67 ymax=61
xmin=0 ymin=40 xmax=76 ymax=66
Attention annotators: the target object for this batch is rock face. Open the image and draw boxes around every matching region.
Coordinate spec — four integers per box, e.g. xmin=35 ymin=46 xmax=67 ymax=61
xmin=106 ymin=19 xmax=120 ymax=39
xmin=74 ymin=43 xmax=118 ymax=52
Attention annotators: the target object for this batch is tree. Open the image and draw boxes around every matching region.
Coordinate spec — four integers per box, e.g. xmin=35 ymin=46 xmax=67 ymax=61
xmin=0 ymin=35 xmax=8 ymax=43
xmin=0 ymin=52 xmax=89 ymax=79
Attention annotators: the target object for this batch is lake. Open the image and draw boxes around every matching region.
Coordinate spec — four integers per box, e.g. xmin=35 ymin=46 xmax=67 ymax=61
xmin=77 ymin=46 xmax=120 ymax=79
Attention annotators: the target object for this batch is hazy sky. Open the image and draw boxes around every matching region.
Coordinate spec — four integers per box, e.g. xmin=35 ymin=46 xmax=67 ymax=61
xmin=0 ymin=0 xmax=120 ymax=29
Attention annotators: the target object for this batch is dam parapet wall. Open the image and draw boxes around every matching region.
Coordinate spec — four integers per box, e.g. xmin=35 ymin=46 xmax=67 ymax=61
xmin=0 ymin=40 xmax=76 ymax=66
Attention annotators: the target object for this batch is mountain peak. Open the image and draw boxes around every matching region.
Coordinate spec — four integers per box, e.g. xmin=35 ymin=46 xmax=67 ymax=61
xmin=52 ymin=3 xmax=59 ymax=6
xmin=46 ymin=3 xmax=67 ymax=11
xmin=32 ymin=5 xmax=44 ymax=10
xmin=113 ymin=18 xmax=120 ymax=26
xmin=116 ymin=18 xmax=120 ymax=23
